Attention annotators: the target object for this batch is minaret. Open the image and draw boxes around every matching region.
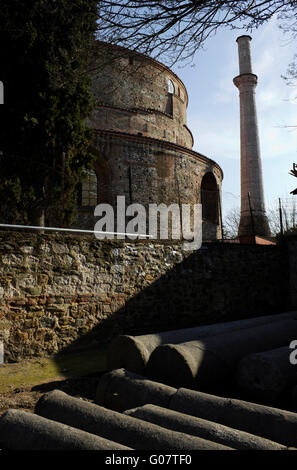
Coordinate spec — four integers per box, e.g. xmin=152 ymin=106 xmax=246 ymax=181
xmin=233 ymin=35 xmax=270 ymax=238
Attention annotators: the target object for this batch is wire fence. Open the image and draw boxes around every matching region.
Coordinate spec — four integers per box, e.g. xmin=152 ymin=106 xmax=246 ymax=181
xmin=270 ymin=197 xmax=297 ymax=237
xmin=222 ymin=193 xmax=297 ymax=241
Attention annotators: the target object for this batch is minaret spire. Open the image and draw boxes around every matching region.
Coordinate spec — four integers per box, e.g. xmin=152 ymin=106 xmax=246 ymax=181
xmin=233 ymin=35 xmax=270 ymax=238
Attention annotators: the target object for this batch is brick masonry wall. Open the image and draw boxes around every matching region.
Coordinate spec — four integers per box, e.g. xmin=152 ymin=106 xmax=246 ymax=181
xmin=90 ymin=105 xmax=193 ymax=148
xmin=91 ymin=43 xmax=190 ymax=147
xmin=76 ymin=131 xmax=223 ymax=240
xmin=81 ymin=42 xmax=224 ymax=241
xmin=0 ymin=231 xmax=290 ymax=362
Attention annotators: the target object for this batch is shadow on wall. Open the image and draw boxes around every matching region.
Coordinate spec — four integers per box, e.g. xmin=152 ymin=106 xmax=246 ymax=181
xmin=50 ymin=242 xmax=290 ymax=379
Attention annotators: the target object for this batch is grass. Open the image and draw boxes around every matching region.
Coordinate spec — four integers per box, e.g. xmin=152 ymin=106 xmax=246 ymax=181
xmin=0 ymin=345 xmax=107 ymax=394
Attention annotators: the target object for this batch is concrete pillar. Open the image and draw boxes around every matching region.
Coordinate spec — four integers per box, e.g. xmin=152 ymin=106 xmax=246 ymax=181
xmin=233 ymin=36 xmax=270 ymax=237
xmin=0 ymin=81 xmax=3 ymax=104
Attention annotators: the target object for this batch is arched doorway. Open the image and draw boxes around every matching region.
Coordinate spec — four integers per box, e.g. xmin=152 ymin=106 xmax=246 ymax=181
xmin=201 ymin=172 xmax=219 ymax=224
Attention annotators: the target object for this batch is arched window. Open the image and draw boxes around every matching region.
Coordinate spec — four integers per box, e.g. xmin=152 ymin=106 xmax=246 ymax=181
xmin=201 ymin=172 xmax=219 ymax=224
xmin=166 ymin=80 xmax=175 ymax=115
xmin=80 ymin=169 xmax=98 ymax=206
xmin=168 ymin=79 xmax=175 ymax=94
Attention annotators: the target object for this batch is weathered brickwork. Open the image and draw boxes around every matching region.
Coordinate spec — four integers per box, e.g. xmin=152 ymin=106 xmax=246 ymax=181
xmin=90 ymin=42 xmax=190 ymax=146
xmin=0 ymin=232 xmax=289 ymax=362
xmin=76 ymin=42 xmax=223 ymax=241
xmin=76 ymin=131 xmax=223 ymax=240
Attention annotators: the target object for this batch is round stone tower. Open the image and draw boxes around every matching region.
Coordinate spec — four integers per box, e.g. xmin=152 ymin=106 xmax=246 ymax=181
xmin=78 ymin=42 xmax=224 ymax=241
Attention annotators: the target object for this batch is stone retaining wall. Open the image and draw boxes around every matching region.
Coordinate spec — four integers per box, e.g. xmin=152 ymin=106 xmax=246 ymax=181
xmin=0 ymin=231 xmax=290 ymax=362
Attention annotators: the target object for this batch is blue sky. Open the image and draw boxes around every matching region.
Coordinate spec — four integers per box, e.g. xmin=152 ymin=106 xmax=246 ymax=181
xmin=171 ymin=17 xmax=297 ymax=218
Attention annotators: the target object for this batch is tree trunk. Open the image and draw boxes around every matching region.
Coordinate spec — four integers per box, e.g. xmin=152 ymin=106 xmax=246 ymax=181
xmin=30 ymin=207 xmax=45 ymax=233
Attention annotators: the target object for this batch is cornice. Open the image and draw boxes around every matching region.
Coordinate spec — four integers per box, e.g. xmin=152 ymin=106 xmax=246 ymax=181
xmin=93 ymin=128 xmax=223 ymax=180
xmin=233 ymin=73 xmax=258 ymax=88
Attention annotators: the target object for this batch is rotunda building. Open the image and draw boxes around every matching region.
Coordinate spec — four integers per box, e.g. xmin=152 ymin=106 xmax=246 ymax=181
xmin=77 ymin=42 xmax=223 ymax=241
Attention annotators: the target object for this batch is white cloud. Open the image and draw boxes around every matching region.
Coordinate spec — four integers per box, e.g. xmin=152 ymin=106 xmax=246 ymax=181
xmin=258 ymin=89 xmax=277 ymax=108
xmin=253 ymin=50 xmax=275 ymax=77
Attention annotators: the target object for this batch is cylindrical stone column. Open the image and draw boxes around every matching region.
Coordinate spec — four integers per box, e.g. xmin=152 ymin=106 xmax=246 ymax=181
xmin=107 ymin=311 xmax=297 ymax=374
xmin=146 ymin=319 xmax=297 ymax=390
xmin=233 ymin=35 xmax=270 ymax=237
xmin=35 ymin=390 xmax=233 ymax=450
xmin=124 ymin=404 xmax=286 ymax=450
xmin=0 ymin=409 xmax=131 ymax=450
xmin=236 ymin=346 xmax=297 ymax=404
xmin=95 ymin=368 xmax=297 ymax=447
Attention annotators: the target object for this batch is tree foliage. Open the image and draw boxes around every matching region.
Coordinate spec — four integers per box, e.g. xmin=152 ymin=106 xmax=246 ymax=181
xmin=0 ymin=0 xmax=98 ymax=226
xmin=96 ymin=0 xmax=296 ymax=64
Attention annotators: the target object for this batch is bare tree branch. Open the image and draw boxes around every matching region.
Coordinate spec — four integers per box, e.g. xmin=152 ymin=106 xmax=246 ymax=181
xmin=96 ymin=0 xmax=296 ymax=65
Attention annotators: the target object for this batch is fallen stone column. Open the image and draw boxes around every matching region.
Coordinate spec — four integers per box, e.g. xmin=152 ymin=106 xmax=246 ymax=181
xmin=236 ymin=346 xmax=297 ymax=404
xmin=170 ymin=387 xmax=297 ymax=448
xmin=146 ymin=319 xmax=297 ymax=389
xmin=107 ymin=311 xmax=297 ymax=374
xmin=124 ymin=404 xmax=286 ymax=450
xmin=0 ymin=409 xmax=131 ymax=450
xmin=35 ymin=389 xmax=233 ymax=450
xmin=96 ymin=367 xmax=177 ymax=411
xmin=96 ymin=368 xmax=297 ymax=447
